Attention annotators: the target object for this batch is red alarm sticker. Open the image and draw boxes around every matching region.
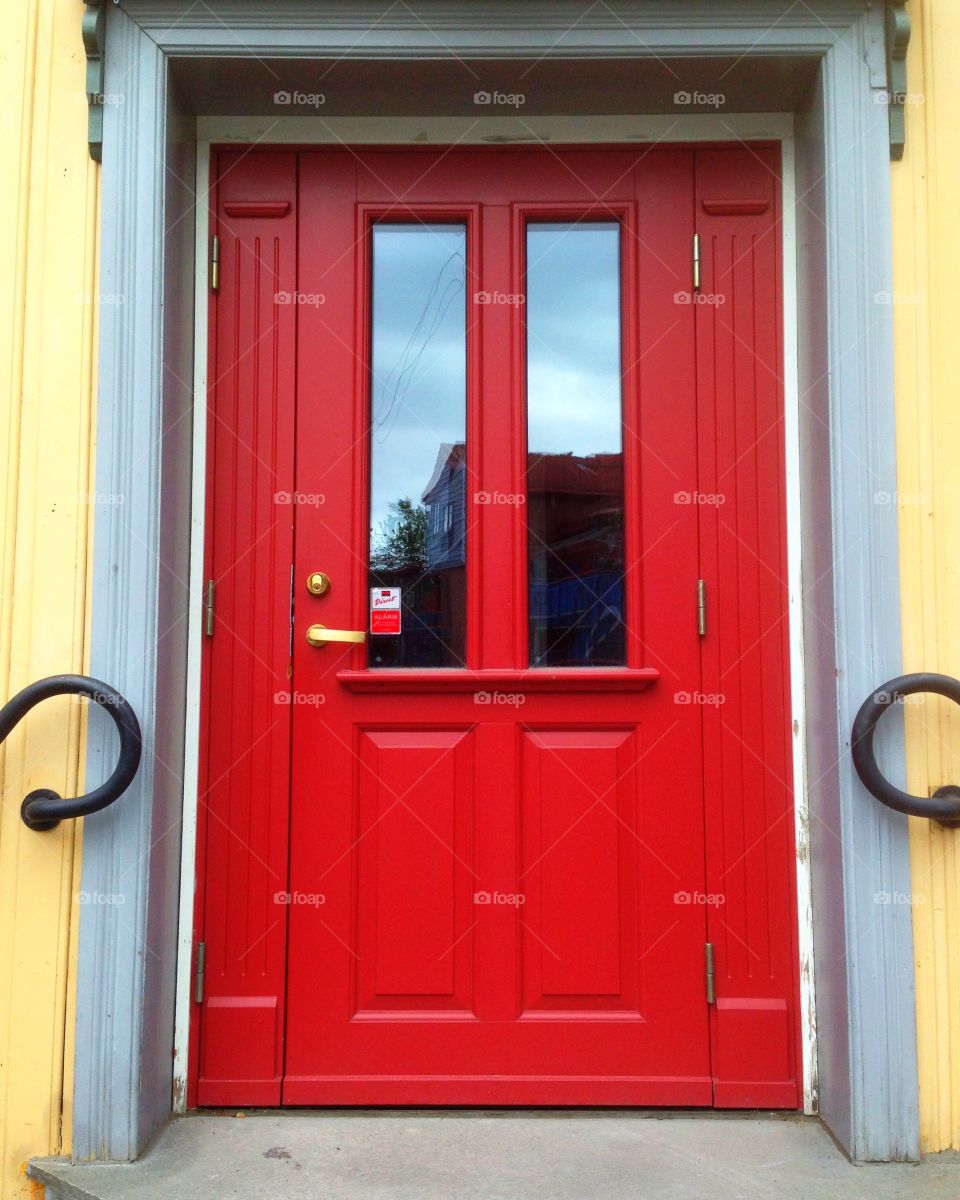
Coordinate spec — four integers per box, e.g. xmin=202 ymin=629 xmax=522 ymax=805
xmin=371 ymin=609 xmax=401 ymax=635
xmin=370 ymin=587 xmax=401 ymax=635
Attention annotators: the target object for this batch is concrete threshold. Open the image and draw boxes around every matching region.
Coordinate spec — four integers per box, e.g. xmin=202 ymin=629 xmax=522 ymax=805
xmin=29 ymin=1111 xmax=960 ymax=1200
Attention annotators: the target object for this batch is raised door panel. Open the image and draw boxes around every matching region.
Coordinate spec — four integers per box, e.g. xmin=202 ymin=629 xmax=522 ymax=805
xmin=355 ymin=729 xmax=476 ymax=1014
xmin=694 ymin=145 xmax=800 ymax=1107
xmin=196 ymin=150 xmax=298 ymax=1105
xmin=521 ymin=729 xmax=639 ymax=1012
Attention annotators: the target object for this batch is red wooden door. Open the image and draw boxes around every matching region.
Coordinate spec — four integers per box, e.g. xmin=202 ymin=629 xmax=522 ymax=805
xmin=194 ymin=145 xmax=800 ymax=1110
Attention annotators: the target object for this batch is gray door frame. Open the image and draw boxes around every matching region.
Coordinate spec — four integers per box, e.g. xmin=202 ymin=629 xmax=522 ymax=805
xmin=76 ymin=0 xmax=918 ymax=1164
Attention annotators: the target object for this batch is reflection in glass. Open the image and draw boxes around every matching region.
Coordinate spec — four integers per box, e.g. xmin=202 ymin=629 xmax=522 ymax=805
xmin=526 ymin=222 xmax=625 ymax=667
xmin=369 ymin=224 xmax=466 ymax=667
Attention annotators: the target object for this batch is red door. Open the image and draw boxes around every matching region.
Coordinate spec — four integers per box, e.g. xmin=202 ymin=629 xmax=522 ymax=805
xmin=193 ymin=145 xmax=800 ymax=1109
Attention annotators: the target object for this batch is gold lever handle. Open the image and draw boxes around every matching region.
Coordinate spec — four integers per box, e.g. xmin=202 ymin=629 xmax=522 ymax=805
xmin=306 ymin=624 xmax=366 ymax=648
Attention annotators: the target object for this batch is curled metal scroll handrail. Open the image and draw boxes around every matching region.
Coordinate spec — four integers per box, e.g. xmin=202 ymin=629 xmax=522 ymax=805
xmin=852 ymin=673 xmax=960 ymax=829
xmin=0 ymin=675 xmax=141 ymax=831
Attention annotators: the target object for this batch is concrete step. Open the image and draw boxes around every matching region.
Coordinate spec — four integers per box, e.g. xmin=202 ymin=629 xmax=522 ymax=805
xmin=29 ymin=1112 xmax=960 ymax=1200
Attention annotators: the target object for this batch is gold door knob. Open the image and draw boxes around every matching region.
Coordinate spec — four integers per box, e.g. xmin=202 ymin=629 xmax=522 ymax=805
xmin=306 ymin=572 xmax=331 ymax=596
xmin=306 ymin=624 xmax=366 ymax=648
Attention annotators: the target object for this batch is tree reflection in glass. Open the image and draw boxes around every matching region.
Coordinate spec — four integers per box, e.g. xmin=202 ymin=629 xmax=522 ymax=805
xmin=368 ymin=224 xmax=467 ymax=668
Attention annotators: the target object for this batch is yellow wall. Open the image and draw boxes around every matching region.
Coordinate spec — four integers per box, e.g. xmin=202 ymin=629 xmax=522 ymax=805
xmin=0 ymin=0 xmax=98 ymax=1195
xmin=893 ymin=0 xmax=960 ymax=1156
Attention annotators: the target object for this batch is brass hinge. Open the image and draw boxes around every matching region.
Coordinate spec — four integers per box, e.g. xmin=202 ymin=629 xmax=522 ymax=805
xmin=697 ymin=578 xmax=707 ymax=637
xmin=204 ymin=579 xmax=215 ymax=637
xmin=210 ymin=234 xmax=220 ymax=291
xmin=705 ymin=942 xmax=715 ymax=1004
xmin=692 ymin=232 xmax=701 ymax=292
xmin=194 ymin=941 xmax=206 ymax=1005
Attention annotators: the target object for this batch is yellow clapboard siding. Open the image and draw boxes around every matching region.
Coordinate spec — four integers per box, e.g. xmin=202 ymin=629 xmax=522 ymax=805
xmin=892 ymin=0 xmax=960 ymax=1155
xmin=0 ymin=0 xmax=98 ymax=1196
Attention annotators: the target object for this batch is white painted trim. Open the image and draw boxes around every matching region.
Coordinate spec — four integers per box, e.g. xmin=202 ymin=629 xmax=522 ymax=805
xmin=173 ymin=112 xmax=815 ymax=1112
xmin=172 ymin=146 xmax=211 ymax=1112
xmin=779 ymin=135 xmax=817 ymax=1116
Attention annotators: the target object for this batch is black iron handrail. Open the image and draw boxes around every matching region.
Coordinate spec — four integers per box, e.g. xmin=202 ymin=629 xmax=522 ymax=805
xmin=852 ymin=673 xmax=960 ymax=829
xmin=0 ymin=675 xmax=141 ymax=831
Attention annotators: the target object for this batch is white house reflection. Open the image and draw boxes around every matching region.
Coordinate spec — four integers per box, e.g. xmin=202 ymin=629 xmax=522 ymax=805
xmin=368 ymin=223 xmax=467 ymax=667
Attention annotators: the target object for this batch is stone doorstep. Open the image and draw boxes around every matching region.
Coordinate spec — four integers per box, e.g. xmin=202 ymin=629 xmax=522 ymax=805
xmin=26 ymin=1112 xmax=960 ymax=1200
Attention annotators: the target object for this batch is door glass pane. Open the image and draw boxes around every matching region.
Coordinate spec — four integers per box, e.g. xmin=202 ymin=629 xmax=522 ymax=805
xmin=369 ymin=223 xmax=467 ymax=668
xmin=526 ymin=222 xmax=625 ymax=667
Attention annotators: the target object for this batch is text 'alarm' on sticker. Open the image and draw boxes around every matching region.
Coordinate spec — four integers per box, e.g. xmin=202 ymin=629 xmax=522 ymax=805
xmin=370 ymin=587 xmax=401 ymax=635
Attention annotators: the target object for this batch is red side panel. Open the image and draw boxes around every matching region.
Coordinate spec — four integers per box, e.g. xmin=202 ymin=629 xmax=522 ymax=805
xmin=694 ymin=146 xmax=801 ymax=1107
xmin=195 ymin=151 xmax=298 ymax=1105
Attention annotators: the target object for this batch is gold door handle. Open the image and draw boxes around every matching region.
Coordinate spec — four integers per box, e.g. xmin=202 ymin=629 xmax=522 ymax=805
xmin=306 ymin=624 xmax=366 ymax=648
